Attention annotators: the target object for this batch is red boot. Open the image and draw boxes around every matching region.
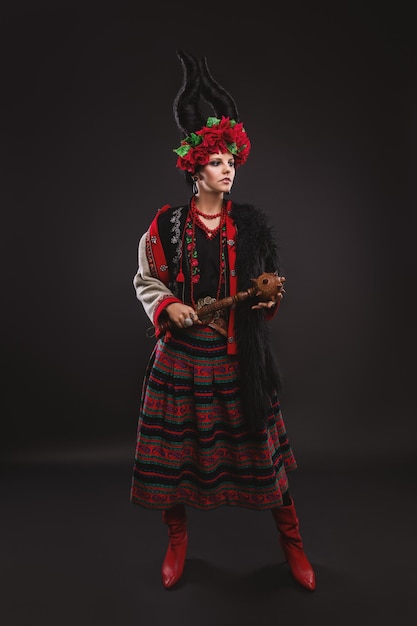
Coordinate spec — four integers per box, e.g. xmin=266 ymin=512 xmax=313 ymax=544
xmin=161 ymin=504 xmax=188 ymax=589
xmin=272 ymin=498 xmax=316 ymax=591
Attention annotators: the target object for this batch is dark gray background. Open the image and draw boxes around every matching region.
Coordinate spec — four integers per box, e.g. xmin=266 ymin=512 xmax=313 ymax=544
xmin=2 ymin=2 xmax=415 ymax=462
xmin=2 ymin=4 xmax=416 ymax=625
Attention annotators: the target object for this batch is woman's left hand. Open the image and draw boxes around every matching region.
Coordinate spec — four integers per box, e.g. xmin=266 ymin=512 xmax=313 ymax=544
xmin=252 ymin=299 xmax=278 ymax=310
xmin=251 ymin=289 xmax=285 ymax=310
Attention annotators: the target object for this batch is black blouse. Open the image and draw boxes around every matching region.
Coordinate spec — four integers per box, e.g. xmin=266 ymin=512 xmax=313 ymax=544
xmin=182 ymin=224 xmax=229 ymax=306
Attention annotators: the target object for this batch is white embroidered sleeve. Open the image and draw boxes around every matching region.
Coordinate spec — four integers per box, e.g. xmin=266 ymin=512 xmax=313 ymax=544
xmin=133 ymin=232 xmax=176 ymax=322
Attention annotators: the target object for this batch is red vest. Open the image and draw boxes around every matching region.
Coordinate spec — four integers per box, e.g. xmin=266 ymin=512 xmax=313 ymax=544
xmin=147 ymin=200 xmax=239 ymax=354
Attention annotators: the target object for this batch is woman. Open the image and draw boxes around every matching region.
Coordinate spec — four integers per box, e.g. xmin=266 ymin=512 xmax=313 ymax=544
xmin=130 ymin=50 xmax=316 ymax=592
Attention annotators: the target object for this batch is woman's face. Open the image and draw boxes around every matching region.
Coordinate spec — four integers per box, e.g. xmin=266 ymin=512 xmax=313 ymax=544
xmin=196 ymin=152 xmax=236 ymax=194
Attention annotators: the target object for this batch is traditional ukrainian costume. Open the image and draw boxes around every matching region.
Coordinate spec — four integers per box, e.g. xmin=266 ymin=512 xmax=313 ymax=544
xmin=130 ymin=190 xmax=297 ymax=509
xmin=130 ymin=50 xmax=316 ymax=593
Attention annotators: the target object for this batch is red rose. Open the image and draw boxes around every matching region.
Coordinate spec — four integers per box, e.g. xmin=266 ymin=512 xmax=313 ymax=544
xmin=175 ymin=116 xmax=251 ymax=171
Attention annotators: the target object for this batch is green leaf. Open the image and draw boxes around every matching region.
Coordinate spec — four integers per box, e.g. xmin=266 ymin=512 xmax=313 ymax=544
xmin=173 ymin=144 xmax=191 ymax=157
xmin=188 ymin=133 xmax=202 ymax=147
xmin=226 ymin=142 xmax=238 ymax=154
xmin=206 ymin=117 xmax=221 ymax=127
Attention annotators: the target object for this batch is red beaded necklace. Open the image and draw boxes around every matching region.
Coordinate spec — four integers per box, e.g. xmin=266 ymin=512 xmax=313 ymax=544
xmin=176 ymin=198 xmax=227 ymax=308
xmin=193 ymin=206 xmax=222 ymax=220
xmin=191 ymin=196 xmax=222 ymax=239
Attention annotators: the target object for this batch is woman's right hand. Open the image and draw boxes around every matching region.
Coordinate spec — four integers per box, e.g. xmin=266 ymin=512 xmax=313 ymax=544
xmin=165 ymin=302 xmax=200 ymax=329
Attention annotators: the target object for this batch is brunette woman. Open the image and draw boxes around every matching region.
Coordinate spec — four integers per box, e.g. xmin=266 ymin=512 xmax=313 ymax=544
xmin=130 ymin=50 xmax=316 ymax=592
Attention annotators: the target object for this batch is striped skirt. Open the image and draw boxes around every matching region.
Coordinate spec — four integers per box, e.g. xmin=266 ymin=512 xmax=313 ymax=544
xmin=130 ymin=325 xmax=297 ymax=511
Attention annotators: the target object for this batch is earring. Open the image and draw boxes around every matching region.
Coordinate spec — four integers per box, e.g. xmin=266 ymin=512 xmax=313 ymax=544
xmin=192 ymin=177 xmax=198 ymax=195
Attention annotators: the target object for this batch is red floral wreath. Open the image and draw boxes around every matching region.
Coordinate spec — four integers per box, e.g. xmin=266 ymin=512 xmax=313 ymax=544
xmin=173 ymin=116 xmax=251 ymax=173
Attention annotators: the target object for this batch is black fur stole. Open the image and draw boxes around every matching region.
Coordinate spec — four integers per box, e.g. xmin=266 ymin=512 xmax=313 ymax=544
xmin=231 ymin=202 xmax=283 ymax=429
